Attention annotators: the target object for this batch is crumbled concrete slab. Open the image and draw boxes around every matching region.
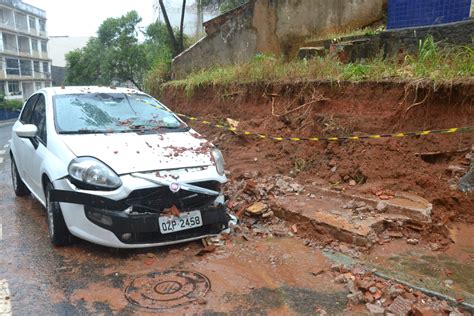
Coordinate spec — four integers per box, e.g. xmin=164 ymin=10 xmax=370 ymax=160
xmin=269 ymin=186 xmax=432 ymax=247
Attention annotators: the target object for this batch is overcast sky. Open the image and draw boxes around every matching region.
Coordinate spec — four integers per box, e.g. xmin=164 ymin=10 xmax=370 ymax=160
xmin=24 ymin=0 xmax=155 ymax=37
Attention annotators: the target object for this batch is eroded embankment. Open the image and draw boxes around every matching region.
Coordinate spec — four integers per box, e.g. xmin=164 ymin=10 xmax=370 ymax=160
xmin=159 ymin=80 xmax=474 ymax=223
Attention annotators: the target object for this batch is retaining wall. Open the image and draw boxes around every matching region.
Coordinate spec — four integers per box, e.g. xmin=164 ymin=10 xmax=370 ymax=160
xmin=173 ymin=0 xmax=385 ymax=78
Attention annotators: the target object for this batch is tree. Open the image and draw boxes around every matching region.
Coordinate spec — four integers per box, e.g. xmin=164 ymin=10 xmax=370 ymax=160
xmin=143 ymin=21 xmax=174 ymax=71
xmin=158 ymin=0 xmax=187 ymax=57
xmin=65 ymin=38 xmax=108 ymax=86
xmin=98 ymin=11 xmax=148 ymax=89
xmin=65 ymin=11 xmax=148 ymax=90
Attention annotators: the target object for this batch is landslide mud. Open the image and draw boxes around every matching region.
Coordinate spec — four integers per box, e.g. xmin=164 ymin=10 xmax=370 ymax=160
xmin=160 ymin=80 xmax=474 ymax=223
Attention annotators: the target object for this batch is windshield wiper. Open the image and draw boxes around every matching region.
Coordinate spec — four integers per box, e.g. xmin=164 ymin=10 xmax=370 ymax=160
xmin=59 ymin=130 xmax=109 ymax=135
xmin=153 ymin=125 xmax=189 ymax=130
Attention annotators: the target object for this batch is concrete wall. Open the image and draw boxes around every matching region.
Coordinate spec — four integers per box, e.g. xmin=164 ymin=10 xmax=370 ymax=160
xmin=271 ymin=0 xmax=386 ymax=55
xmin=172 ymin=0 xmax=385 ymax=78
xmin=173 ymin=3 xmax=257 ymax=77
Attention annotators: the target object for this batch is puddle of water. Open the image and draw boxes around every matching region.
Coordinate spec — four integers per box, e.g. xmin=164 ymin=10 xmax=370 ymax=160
xmin=362 ymin=223 xmax=474 ymax=304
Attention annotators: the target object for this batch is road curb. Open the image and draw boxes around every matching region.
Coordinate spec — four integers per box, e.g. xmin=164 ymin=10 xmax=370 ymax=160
xmin=323 ymin=252 xmax=474 ymax=313
xmin=0 ymin=119 xmax=15 ymax=127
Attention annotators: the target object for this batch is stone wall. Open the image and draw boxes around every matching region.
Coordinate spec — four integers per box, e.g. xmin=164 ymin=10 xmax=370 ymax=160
xmin=382 ymin=19 xmax=474 ymax=56
xmin=172 ymin=0 xmax=385 ymax=78
xmin=299 ymin=19 xmax=474 ymax=63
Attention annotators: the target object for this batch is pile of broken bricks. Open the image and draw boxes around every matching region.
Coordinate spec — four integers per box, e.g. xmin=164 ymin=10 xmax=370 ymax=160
xmin=331 ymin=264 xmax=469 ymax=316
xmin=225 ymin=172 xmax=436 ymax=250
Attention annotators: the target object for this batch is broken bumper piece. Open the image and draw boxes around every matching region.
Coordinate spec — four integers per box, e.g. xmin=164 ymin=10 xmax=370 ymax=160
xmin=50 ymin=188 xmax=231 ymax=246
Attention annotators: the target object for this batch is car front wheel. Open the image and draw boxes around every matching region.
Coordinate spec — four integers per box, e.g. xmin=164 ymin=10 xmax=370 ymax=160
xmin=11 ymin=157 xmax=30 ymax=197
xmin=45 ymin=182 xmax=73 ymax=246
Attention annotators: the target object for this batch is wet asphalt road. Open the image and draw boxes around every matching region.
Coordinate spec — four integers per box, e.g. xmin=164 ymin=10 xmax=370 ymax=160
xmin=0 ymin=122 xmax=349 ymax=315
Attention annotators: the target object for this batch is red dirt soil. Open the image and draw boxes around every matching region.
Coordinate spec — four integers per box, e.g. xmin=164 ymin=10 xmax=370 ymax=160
xmin=160 ymin=80 xmax=474 ymax=223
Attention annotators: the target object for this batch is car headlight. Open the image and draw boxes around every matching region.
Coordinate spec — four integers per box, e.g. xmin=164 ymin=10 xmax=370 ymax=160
xmin=211 ymin=147 xmax=225 ymax=176
xmin=68 ymin=157 xmax=122 ymax=190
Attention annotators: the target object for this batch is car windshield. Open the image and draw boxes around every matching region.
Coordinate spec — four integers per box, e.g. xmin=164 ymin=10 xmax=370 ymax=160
xmin=53 ymin=93 xmax=186 ymax=134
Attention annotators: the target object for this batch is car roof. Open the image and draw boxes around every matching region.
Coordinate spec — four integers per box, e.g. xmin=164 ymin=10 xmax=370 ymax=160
xmin=42 ymin=86 xmax=144 ymax=96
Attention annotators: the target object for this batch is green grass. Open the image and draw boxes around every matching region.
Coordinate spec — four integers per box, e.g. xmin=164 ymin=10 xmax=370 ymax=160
xmin=0 ymin=96 xmax=23 ymax=111
xmin=164 ymin=37 xmax=473 ymax=95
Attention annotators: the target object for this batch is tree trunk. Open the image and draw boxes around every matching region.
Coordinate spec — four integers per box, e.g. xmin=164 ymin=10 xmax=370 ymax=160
xmin=179 ymin=0 xmax=187 ymax=52
xmin=158 ymin=0 xmax=181 ymax=57
xmin=196 ymin=0 xmax=204 ymax=38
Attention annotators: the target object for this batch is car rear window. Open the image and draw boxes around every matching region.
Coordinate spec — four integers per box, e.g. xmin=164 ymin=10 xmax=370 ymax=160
xmin=53 ymin=93 xmax=185 ymax=134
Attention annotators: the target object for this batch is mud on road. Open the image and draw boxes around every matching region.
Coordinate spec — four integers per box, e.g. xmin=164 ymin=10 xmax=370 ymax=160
xmin=0 ymin=149 xmax=350 ymax=315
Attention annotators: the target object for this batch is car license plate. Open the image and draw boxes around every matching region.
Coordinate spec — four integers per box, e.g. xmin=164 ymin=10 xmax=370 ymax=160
xmin=159 ymin=210 xmax=203 ymax=234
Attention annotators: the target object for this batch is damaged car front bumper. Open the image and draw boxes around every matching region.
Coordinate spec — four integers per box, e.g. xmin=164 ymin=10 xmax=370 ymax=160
xmin=51 ymin=171 xmax=234 ymax=248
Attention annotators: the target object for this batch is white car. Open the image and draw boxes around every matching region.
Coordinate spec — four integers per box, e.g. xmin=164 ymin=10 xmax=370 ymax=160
xmin=10 ymin=86 xmax=235 ymax=248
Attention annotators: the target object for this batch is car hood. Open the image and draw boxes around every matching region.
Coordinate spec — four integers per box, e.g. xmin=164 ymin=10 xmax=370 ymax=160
xmin=59 ymin=131 xmax=215 ymax=175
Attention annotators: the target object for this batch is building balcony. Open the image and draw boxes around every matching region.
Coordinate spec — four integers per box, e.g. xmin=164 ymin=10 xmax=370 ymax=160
xmin=17 ymin=50 xmax=31 ymax=57
xmin=0 ymin=49 xmax=50 ymax=61
xmin=0 ymin=26 xmax=48 ymax=39
xmin=3 ymin=73 xmax=49 ymax=81
xmin=0 ymin=0 xmax=46 ymax=19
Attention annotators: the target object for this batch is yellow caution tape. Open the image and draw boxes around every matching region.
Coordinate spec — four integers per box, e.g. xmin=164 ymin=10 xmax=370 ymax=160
xmin=175 ymin=113 xmax=474 ymax=142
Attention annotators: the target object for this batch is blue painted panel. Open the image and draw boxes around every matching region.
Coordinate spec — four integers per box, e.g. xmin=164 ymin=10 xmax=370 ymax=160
xmin=387 ymin=0 xmax=472 ymax=29
xmin=0 ymin=109 xmax=19 ymax=121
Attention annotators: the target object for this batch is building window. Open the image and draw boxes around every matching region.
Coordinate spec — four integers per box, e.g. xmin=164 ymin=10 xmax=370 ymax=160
xmin=42 ymin=62 xmax=49 ymax=73
xmin=33 ymin=61 xmax=40 ymax=74
xmin=0 ymin=8 xmax=14 ymax=28
xmin=0 ymin=81 xmax=5 ymax=96
xmin=8 ymin=81 xmax=20 ymax=95
xmin=32 ymin=39 xmax=38 ymax=51
xmin=29 ymin=16 xmax=36 ymax=30
xmin=35 ymin=82 xmax=42 ymax=90
xmin=2 ymin=33 xmax=17 ymax=52
xmin=41 ymin=41 xmax=47 ymax=53
xmin=20 ymin=60 xmax=32 ymax=76
xmin=15 ymin=12 xmax=28 ymax=30
xmin=39 ymin=19 xmax=46 ymax=32
xmin=18 ymin=36 xmax=30 ymax=54
xmin=6 ymin=59 xmax=19 ymax=75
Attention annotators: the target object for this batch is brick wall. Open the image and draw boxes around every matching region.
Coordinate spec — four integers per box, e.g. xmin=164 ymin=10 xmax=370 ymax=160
xmin=387 ymin=0 xmax=472 ymax=29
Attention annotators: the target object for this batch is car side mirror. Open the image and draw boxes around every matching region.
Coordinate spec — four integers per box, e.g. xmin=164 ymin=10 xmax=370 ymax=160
xmin=16 ymin=124 xmax=38 ymax=139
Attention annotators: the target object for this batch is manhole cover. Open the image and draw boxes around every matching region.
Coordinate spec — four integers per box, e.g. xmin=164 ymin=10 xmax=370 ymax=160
xmin=124 ymin=270 xmax=211 ymax=310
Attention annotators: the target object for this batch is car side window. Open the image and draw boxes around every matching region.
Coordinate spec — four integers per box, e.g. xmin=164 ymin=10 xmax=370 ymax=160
xmin=30 ymin=94 xmax=47 ymax=144
xmin=19 ymin=94 xmax=39 ymax=124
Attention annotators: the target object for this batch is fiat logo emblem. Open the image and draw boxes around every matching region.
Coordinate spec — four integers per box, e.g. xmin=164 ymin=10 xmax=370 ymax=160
xmin=169 ymin=182 xmax=181 ymax=193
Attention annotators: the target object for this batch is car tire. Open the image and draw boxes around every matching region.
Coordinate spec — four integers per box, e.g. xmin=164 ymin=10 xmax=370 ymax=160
xmin=45 ymin=182 xmax=73 ymax=246
xmin=11 ymin=157 xmax=30 ymax=197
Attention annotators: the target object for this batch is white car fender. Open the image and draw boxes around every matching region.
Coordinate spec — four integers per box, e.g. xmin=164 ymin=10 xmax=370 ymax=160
xmin=42 ymin=136 xmax=76 ymax=182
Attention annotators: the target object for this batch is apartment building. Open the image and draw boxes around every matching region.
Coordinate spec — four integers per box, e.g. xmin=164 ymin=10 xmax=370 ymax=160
xmin=0 ymin=0 xmax=52 ymax=100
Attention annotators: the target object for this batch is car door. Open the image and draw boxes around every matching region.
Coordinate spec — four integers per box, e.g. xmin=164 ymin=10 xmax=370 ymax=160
xmin=12 ymin=94 xmax=39 ymax=184
xmin=22 ymin=93 xmax=49 ymax=198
